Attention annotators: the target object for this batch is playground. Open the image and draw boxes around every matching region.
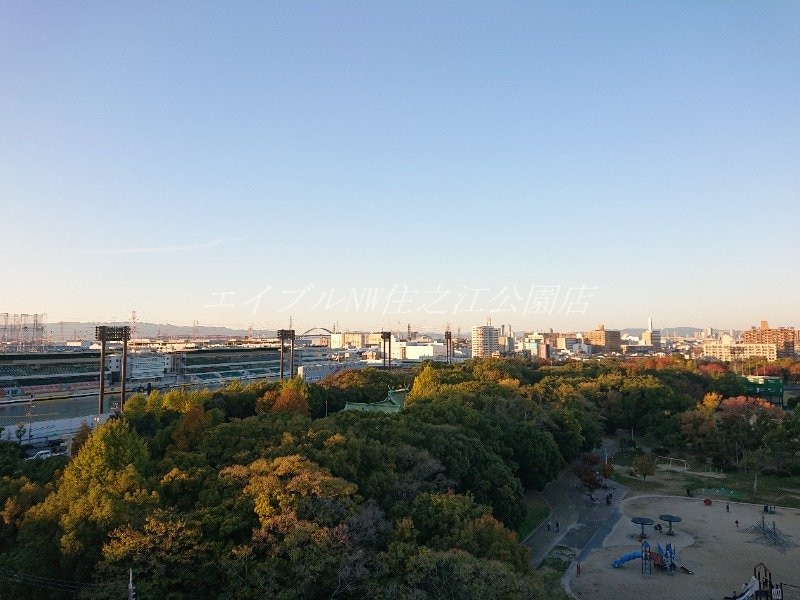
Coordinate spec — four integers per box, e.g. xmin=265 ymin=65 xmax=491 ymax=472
xmin=567 ymin=495 xmax=800 ymax=600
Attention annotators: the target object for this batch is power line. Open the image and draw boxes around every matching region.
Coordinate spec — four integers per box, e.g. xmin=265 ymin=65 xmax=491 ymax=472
xmin=0 ymin=566 xmax=109 ymax=593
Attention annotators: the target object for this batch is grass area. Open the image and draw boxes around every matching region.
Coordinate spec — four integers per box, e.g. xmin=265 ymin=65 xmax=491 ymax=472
xmin=709 ymin=469 xmax=800 ymax=508
xmin=517 ymin=490 xmax=549 ymax=540
xmin=536 ymin=546 xmax=574 ymax=600
xmin=608 ymin=456 xmax=800 ymax=508
xmin=600 ymin=435 xmax=800 ymax=508
xmin=610 ymin=470 xmax=666 ymax=492
xmin=540 ymin=555 xmax=572 ymax=574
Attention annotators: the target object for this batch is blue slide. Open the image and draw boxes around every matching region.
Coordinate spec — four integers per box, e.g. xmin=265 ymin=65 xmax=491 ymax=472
xmin=612 ymin=551 xmax=641 ymax=568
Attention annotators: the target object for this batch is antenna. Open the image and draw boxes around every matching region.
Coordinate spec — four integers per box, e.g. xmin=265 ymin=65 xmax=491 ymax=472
xmin=130 ymin=311 xmax=137 ymax=340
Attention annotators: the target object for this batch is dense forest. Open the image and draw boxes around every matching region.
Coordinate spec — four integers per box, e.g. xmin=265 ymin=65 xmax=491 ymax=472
xmin=0 ymin=356 xmax=798 ymax=598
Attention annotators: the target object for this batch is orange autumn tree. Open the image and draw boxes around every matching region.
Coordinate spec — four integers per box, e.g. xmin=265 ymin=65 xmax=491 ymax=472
xmin=269 ymin=378 xmax=311 ymax=417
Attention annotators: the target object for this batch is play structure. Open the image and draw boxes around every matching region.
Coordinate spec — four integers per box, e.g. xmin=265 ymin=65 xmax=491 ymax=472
xmin=658 ymin=514 xmax=682 ymax=536
xmin=629 ymin=514 xmax=684 ymax=539
xmin=611 ymin=548 xmax=642 ymax=569
xmin=723 ymin=563 xmax=784 ymax=600
xmin=742 ymin=516 xmax=798 ymax=552
xmin=612 ymin=541 xmax=693 ymax=575
xmin=631 ymin=516 xmax=654 ymax=540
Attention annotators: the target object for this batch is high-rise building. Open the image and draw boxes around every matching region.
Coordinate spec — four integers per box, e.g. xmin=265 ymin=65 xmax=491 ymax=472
xmin=584 ymin=325 xmax=621 ymax=353
xmin=471 ymin=325 xmax=499 ymax=358
xmin=742 ymin=321 xmax=795 ymax=357
xmin=642 ymin=318 xmax=662 ymax=351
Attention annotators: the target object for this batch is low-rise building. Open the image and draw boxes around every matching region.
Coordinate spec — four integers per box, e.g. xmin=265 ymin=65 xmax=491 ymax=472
xmin=391 ymin=341 xmax=446 ymax=361
xmin=702 ymin=341 xmax=778 ymax=362
xmin=344 ymin=387 xmax=408 ymax=414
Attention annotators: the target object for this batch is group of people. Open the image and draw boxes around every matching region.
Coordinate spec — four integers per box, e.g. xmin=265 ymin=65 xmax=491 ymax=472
xmin=587 ymin=491 xmax=613 ymax=505
xmin=546 ymin=520 xmax=560 ymax=533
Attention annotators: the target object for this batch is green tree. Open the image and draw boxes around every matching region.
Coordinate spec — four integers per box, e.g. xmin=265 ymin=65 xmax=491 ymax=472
xmin=504 ymin=422 xmax=563 ymax=490
xmin=631 ymin=454 xmax=656 ymax=481
xmin=408 ymin=364 xmax=441 ymax=401
xmin=170 ymin=405 xmax=215 ymax=452
xmin=238 ymin=455 xmax=358 ymax=526
xmin=90 ymin=512 xmax=220 ymax=600
xmin=14 ymin=423 xmax=26 ymax=445
xmin=20 ymin=419 xmax=156 ymax=579
xmin=742 ymin=446 xmax=772 ymax=493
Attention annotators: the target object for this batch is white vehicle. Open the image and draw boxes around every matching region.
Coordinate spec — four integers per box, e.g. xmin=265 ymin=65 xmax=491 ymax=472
xmin=26 ymin=450 xmax=52 ymax=460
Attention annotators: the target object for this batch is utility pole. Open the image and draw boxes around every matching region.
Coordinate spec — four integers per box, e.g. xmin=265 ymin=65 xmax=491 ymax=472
xmin=128 ymin=568 xmax=136 ymax=599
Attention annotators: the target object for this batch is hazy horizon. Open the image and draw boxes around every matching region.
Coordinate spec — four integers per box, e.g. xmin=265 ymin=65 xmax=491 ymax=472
xmin=12 ymin=317 xmax=787 ymax=338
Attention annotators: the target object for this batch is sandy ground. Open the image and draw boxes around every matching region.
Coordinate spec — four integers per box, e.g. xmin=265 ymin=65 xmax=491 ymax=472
xmin=567 ymin=495 xmax=800 ymax=600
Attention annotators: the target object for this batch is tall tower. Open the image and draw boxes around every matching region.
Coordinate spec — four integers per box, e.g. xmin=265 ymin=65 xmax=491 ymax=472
xmin=642 ymin=318 xmax=662 ymax=351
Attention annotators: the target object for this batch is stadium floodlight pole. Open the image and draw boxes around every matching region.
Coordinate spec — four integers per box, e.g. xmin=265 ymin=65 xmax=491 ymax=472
xmin=95 ymin=326 xmax=131 ymax=416
xmin=279 ymin=334 xmax=285 ymax=380
xmin=289 ymin=330 xmax=295 ymax=378
xmin=277 ymin=329 xmax=294 ymax=380
xmin=381 ymin=332 xmax=392 ymax=370
xmin=97 ymin=327 xmax=106 ymax=415
xmin=120 ymin=331 xmax=129 ymax=411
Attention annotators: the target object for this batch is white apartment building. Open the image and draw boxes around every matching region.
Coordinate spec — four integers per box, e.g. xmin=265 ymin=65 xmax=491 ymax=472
xmin=471 ymin=325 xmax=499 ymax=358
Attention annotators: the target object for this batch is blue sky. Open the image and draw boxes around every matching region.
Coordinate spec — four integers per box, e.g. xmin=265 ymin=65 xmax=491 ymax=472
xmin=1 ymin=2 xmax=798 ymax=333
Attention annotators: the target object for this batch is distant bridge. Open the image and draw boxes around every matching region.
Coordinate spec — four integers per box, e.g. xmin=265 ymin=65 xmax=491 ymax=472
xmin=299 ymin=327 xmax=334 ymax=336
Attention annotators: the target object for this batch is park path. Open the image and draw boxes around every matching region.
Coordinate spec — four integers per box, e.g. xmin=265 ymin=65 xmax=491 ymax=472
xmin=523 ymin=439 xmax=629 ymax=570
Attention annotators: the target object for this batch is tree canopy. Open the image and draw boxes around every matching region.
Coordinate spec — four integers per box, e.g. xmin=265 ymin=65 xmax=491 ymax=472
xmin=1 ymin=356 xmax=798 ymax=599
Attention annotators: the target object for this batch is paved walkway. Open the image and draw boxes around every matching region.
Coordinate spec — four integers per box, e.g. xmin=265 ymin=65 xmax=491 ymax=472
xmin=523 ymin=467 xmax=581 ymax=566
xmin=524 ymin=440 xmax=629 ymax=570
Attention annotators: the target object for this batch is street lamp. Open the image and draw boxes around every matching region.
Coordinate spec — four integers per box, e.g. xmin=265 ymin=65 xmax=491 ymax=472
xmin=27 ymin=397 xmax=34 ymax=441
xmin=325 ymin=399 xmax=328 ymax=418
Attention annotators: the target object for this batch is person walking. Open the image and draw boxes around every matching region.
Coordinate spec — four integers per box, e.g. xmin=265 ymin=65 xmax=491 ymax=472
xmin=556 ymin=520 xmax=560 ymax=533
xmin=547 ymin=520 xmax=551 ymax=532
xmin=726 ymin=502 xmax=730 ymax=513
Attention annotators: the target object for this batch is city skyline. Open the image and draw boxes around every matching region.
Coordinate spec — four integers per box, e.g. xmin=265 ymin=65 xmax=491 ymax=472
xmin=3 ymin=313 xmax=792 ymax=340
xmin=2 ymin=3 xmax=798 ymax=330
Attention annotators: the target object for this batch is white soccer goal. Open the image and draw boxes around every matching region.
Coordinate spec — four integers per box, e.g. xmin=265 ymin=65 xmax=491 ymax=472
xmin=655 ymin=456 xmax=688 ymax=471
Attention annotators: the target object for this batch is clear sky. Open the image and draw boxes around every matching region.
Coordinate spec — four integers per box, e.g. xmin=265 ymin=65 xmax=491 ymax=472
xmin=1 ymin=2 xmax=798 ymax=333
